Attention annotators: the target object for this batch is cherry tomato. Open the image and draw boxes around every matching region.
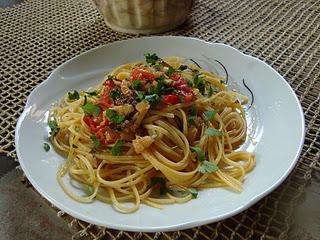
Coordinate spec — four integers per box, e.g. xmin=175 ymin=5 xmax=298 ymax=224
xmin=97 ymin=88 xmax=112 ymax=109
xmin=95 ymin=127 xmax=108 ymax=146
xmin=130 ymin=68 xmax=155 ymax=81
xmin=104 ymin=79 xmax=115 ymax=88
xmin=83 ymin=115 xmax=109 ymax=132
xmin=183 ymin=94 xmax=193 ymax=103
xmin=163 ymin=94 xmax=180 ymax=105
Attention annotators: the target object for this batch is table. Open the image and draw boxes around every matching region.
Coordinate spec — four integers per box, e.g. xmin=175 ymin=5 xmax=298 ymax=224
xmin=0 ymin=0 xmax=319 ymax=239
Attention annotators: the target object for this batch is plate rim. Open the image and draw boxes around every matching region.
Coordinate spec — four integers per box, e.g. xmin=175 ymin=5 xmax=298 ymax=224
xmin=15 ymin=36 xmax=305 ymax=232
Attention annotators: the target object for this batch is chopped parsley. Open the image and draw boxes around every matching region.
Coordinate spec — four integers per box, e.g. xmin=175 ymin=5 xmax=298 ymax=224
xmin=82 ymin=102 xmax=101 ymax=117
xmin=72 ymin=144 xmax=78 ymax=148
xmin=194 ymin=74 xmax=205 ymax=94
xmin=145 ymin=53 xmax=159 ymax=65
xmin=43 ymin=143 xmax=50 ymax=152
xmin=150 ymin=177 xmax=167 ymax=195
xmin=187 ymin=79 xmax=193 ymax=87
xmin=170 ymin=188 xmax=198 ymax=199
xmin=190 ymin=147 xmax=206 ymax=162
xmin=131 ymin=80 xmax=142 ymax=91
xmin=90 ymin=135 xmax=100 ymax=148
xmin=187 ymin=116 xmax=196 ymax=126
xmin=48 ymin=119 xmax=59 ymax=136
xmin=204 ymin=110 xmax=217 ymax=121
xmin=136 ymin=91 xmax=145 ymax=101
xmin=156 ymin=75 xmax=165 ymax=81
xmin=147 ymin=75 xmax=175 ymax=97
xmin=154 ymin=63 xmax=162 ymax=71
xmin=105 ymin=109 xmax=125 ymax=124
xmin=166 ymin=66 xmax=175 ymax=76
xmin=207 ymin=85 xmax=217 ymax=97
xmin=220 ymin=80 xmax=225 ymax=84
xmin=205 ymin=127 xmax=223 ymax=137
xmin=191 ymin=147 xmax=218 ymax=173
xmin=144 ymin=94 xmax=160 ymax=105
xmin=109 ymin=88 xmax=121 ymax=100
xmin=111 ymin=140 xmax=124 ymax=156
xmin=188 ymin=188 xmax=198 ymax=199
xmin=86 ymin=185 xmax=94 ymax=195
xmin=189 ymin=106 xmax=198 ymax=116
xmin=68 ymin=90 xmax=80 ymax=100
xmin=199 ymin=161 xmax=219 ymax=173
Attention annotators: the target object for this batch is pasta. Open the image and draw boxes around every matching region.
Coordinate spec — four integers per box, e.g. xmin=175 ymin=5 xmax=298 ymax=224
xmin=48 ymin=54 xmax=255 ymax=213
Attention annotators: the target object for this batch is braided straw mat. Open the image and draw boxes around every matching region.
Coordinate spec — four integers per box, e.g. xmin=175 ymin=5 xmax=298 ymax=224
xmin=1 ymin=0 xmax=320 ymax=239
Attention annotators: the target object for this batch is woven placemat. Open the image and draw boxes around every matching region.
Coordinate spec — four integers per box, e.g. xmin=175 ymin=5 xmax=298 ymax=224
xmin=1 ymin=0 xmax=319 ymax=239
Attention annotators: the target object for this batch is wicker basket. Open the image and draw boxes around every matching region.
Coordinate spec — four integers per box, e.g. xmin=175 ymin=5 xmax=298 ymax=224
xmin=94 ymin=0 xmax=194 ymax=34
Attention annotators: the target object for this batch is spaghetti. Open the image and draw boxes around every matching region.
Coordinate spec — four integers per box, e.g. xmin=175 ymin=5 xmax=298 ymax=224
xmin=49 ymin=54 xmax=255 ymax=213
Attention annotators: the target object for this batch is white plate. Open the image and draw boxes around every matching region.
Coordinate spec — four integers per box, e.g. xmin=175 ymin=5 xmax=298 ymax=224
xmin=15 ymin=36 xmax=305 ymax=232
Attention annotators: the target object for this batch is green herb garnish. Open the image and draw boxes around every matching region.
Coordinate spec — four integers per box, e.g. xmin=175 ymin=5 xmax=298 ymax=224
xmin=189 ymin=106 xmax=198 ymax=116
xmin=48 ymin=119 xmax=59 ymax=136
xmin=154 ymin=63 xmax=162 ymax=71
xmin=187 ymin=116 xmax=196 ymax=126
xmin=144 ymin=94 xmax=160 ymax=105
xmin=188 ymin=188 xmax=198 ymax=199
xmin=194 ymin=74 xmax=205 ymax=94
xmin=72 ymin=144 xmax=78 ymax=148
xmin=147 ymin=75 xmax=175 ymax=97
xmin=171 ymin=188 xmax=198 ymax=199
xmin=145 ymin=53 xmax=159 ymax=65
xmin=166 ymin=66 xmax=175 ymax=76
xmin=109 ymin=88 xmax=121 ymax=100
xmin=68 ymin=90 xmax=80 ymax=100
xmin=207 ymin=85 xmax=217 ymax=97
xmin=150 ymin=177 xmax=167 ymax=195
xmin=82 ymin=102 xmax=101 ymax=116
xmin=187 ymin=79 xmax=193 ymax=87
xmin=90 ymin=135 xmax=100 ymax=148
xmin=131 ymin=80 xmax=142 ymax=91
xmin=136 ymin=91 xmax=145 ymax=101
xmin=111 ymin=140 xmax=124 ymax=156
xmin=199 ymin=161 xmax=219 ymax=173
xmin=86 ymin=185 xmax=94 ymax=195
xmin=105 ymin=109 xmax=125 ymax=124
xmin=43 ymin=143 xmax=50 ymax=152
xmin=205 ymin=127 xmax=223 ymax=137
xmin=204 ymin=110 xmax=217 ymax=121
xmin=190 ymin=147 xmax=206 ymax=162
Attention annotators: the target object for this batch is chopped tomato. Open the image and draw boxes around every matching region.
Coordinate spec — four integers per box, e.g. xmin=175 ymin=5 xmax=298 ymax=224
xmin=97 ymin=88 xmax=112 ymax=110
xmin=83 ymin=116 xmax=99 ymax=132
xmin=105 ymin=128 xmax=120 ymax=143
xmin=95 ymin=127 xmax=108 ymax=146
xmin=170 ymin=73 xmax=184 ymax=82
xmin=167 ymin=73 xmax=195 ymax=104
xmin=84 ymin=115 xmax=113 ymax=146
xmin=163 ymin=94 xmax=180 ymax=105
xmin=83 ymin=114 xmax=109 ymax=133
xmin=104 ymin=79 xmax=115 ymax=88
xmin=183 ymin=94 xmax=193 ymax=103
xmin=130 ymin=68 xmax=155 ymax=81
